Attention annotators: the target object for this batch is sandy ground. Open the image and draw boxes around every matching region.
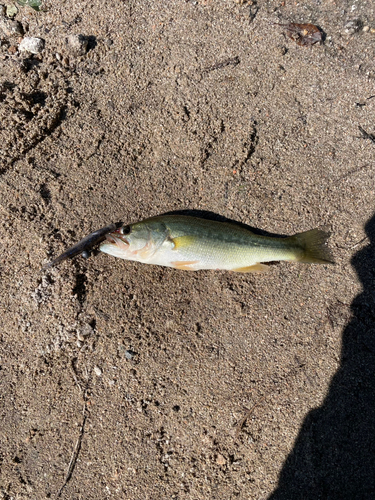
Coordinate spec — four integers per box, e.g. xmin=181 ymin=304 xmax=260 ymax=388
xmin=1 ymin=0 xmax=375 ymax=498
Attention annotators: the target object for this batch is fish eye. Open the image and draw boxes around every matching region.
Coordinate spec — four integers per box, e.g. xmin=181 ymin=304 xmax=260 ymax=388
xmin=121 ymin=225 xmax=131 ymax=235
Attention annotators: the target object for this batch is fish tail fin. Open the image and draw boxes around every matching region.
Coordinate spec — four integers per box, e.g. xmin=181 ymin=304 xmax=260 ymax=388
xmin=291 ymin=228 xmax=334 ymax=264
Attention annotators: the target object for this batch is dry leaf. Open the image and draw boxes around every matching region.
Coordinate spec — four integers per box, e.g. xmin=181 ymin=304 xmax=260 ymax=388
xmin=278 ymin=22 xmax=323 ymax=46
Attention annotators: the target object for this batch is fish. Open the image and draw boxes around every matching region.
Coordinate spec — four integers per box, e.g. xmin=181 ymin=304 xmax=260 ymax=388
xmin=99 ymin=215 xmax=334 ymax=272
xmin=43 ymin=222 xmax=122 ymax=269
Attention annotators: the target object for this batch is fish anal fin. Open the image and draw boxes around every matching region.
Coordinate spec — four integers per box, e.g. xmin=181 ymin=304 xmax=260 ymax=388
xmin=232 ymin=263 xmax=269 ymax=273
xmin=171 ymin=235 xmax=197 ymax=250
xmin=171 ymin=260 xmax=200 ymax=270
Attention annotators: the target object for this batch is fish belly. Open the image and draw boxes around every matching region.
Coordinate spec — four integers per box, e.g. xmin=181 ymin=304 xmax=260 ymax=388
xmin=145 ymin=239 xmax=278 ymax=271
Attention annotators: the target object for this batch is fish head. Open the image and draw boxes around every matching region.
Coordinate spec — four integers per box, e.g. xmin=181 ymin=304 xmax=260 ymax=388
xmin=99 ymin=219 xmax=168 ymax=261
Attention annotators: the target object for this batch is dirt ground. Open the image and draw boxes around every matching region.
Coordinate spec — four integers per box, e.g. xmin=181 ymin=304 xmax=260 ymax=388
xmin=1 ymin=0 xmax=375 ymax=498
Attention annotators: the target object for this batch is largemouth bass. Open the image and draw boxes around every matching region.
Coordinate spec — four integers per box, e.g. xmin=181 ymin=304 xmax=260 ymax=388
xmin=99 ymin=215 xmax=333 ymax=272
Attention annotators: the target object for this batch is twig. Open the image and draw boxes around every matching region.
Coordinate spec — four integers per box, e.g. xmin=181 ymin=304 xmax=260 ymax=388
xmin=203 ymin=56 xmax=240 ymax=73
xmin=234 ymin=396 xmax=266 ymax=437
xmin=56 ymin=390 xmax=88 ymax=499
xmin=351 ymin=236 xmax=369 ymax=249
xmin=336 ymin=164 xmax=370 ymax=182
xmin=358 ymin=126 xmax=375 ymax=144
xmin=234 ymin=360 xmax=307 ymax=437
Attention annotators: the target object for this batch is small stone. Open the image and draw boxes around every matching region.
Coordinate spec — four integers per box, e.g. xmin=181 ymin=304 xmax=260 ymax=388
xmin=370 ymin=28 xmax=375 ymax=34
xmin=94 ymin=365 xmax=102 ymax=377
xmin=67 ymin=34 xmax=88 ymax=56
xmin=19 ymin=37 xmax=44 ymax=54
xmin=77 ymin=323 xmax=93 ymax=341
xmin=0 ymin=18 xmax=23 ymax=36
xmin=216 ymin=453 xmax=226 ymax=465
xmin=343 ymin=19 xmax=362 ymax=34
xmin=124 ymin=349 xmax=137 ymax=360
xmin=362 ymin=25 xmax=370 ymax=32
xmin=6 ymin=4 xmax=18 ymax=18
xmin=81 ymin=323 xmax=93 ymax=336
xmin=55 ymin=52 xmax=61 ymax=60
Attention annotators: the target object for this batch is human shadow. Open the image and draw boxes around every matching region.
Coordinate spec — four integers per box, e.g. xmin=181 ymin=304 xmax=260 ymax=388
xmin=269 ymin=213 xmax=375 ymax=499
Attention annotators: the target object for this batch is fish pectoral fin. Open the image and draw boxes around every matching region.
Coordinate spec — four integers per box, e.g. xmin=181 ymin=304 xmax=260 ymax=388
xmin=232 ymin=263 xmax=269 ymax=273
xmin=171 ymin=260 xmax=200 ymax=270
xmin=171 ymin=235 xmax=197 ymax=250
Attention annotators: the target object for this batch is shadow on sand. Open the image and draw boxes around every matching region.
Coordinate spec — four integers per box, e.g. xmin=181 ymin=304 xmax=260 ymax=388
xmin=269 ymin=213 xmax=375 ymax=499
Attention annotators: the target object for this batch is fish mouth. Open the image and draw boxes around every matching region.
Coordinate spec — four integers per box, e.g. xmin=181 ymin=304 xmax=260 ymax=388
xmin=105 ymin=233 xmax=119 ymax=245
xmin=106 ymin=232 xmax=129 ymax=248
xmin=99 ymin=232 xmax=130 ymax=258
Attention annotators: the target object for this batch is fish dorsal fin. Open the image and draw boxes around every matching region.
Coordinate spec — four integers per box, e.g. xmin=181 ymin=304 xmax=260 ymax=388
xmin=232 ymin=263 xmax=269 ymax=273
xmin=171 ymin=235 xmax=197 ymax=249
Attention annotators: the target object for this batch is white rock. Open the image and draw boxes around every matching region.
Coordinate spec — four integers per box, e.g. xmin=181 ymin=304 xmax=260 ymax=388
xmin=19 ymin=36 xmax=44 ymax=54
xmin=67 ymin=34 xmax=88 ymax=56
xmin=94 ymin=365 xmax=102 ymax=377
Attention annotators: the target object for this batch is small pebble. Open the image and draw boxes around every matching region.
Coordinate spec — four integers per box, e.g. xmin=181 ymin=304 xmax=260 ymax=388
xmin=0 ymin=18 xmax=23 ymax=36
xmin=6 ymin=4 xmax=18 ymax=18
xmin=94 ymin=365 xmax=102 ymax=377
xmin=55 ymin=52 xmax=61 ymax=61
xmin=216 ymin=453 xmax=226 ymax=465
xmin=362 ymin=25 xmax=370 ymax=32
xmin=19 ymin=37 xmax=44 ymax=54
xmin=77 ymin=332 xmax=85 ymax=342
xmin=125 ymin=349 xmax=137 ymax=360
xmin=77 ymin=323 xmax=93 ymax=341
xmin=67 ymin=34 xmax=88 ymax=56
xmin=343 ymin=19 xmax=362 ymax=34
xmin=81 ymin=250 xmax=90 ymax=259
